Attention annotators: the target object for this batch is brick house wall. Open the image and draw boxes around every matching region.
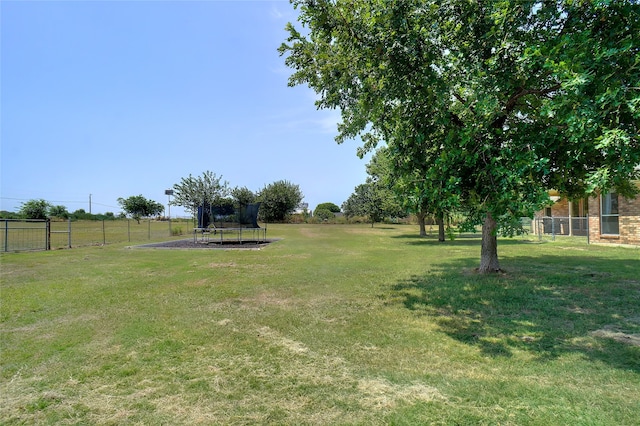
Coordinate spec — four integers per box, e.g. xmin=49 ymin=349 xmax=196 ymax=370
xmin=535 ymin=197 xmax=590 ymax=218
xmin=533 ymin=189 xmax=639 ymax=245
xmin=533 ymin=197 xmax=589 ymax=236
xmin=547 ymin=198 xmax=569 ymax=217
xmin=588 ymin=191 xmax=640 ymax=246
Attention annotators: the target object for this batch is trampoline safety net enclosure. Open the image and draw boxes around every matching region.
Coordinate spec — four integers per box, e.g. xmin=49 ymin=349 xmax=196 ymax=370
xmin=193 ymin=202 xmax=266 ymax=244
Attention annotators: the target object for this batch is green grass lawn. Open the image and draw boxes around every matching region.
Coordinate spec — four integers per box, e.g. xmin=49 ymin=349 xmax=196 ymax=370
xmin=1 ymin=224 xmax=638 ymax=425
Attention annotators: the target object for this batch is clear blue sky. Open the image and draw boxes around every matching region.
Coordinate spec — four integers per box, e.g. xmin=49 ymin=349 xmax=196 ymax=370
xmin=1 ymin=0 xmax=370 ymax=217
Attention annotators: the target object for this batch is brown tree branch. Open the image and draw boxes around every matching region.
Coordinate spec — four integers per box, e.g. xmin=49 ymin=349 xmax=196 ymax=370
xmin=450 ymin=112 xmax=465 ymax=127
xmin=491 ymin=83 xmax=563 ymax=129
xmin=504 ymin=84 xmax=562 ymax=113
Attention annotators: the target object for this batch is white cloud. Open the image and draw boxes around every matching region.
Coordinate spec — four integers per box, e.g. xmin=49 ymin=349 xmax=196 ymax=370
xmin=265 ymin=106 xmax=341 ymax=136
xmin=316 ymin=110 xmax=342 ymax=133
xmin=270 ymin=64 xmax=293 ymax=76
xmin=270 ymin=5 xmax=284 ymax=20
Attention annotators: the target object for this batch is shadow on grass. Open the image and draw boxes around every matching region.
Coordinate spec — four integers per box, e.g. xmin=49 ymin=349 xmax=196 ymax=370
xmin=392 ymin=233 xmax=543 ymax=247
xmin=389 ymin=254 xmax=640 ymax=371
xmin=392 ymin=232 xmax=481 ymax=241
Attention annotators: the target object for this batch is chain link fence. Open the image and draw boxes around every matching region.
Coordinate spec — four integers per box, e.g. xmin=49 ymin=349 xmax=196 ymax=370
xmin=2 ymin=217 xmax=590 ymax=252
xmin=1 ymin=219 xmax=192 ymax=252
xmin=530 ymin=216 xmax=589 ymax=242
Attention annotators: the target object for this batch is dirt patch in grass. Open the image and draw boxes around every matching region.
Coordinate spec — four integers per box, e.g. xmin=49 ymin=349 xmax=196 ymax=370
xmin=132 ymin=239 xmax=279 ymax=250
xmin=591 ymin=327 xmax=640 ymax=346
xmin=590 ymin=315 xmax=640 ymax=347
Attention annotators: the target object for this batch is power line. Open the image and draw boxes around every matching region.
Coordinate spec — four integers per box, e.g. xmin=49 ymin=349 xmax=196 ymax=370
xmin=1 ymin=197 xmax=119 ymax=209
xmin=92 ymin=202 xmax=120 ymax=209
xmin=1 ymin=197 xmax=85 ymax=204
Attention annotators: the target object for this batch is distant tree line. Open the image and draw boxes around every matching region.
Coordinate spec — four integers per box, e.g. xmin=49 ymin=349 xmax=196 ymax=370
xmin=0 ymin=199 xmax=118 ymax=221
xmin=2 ymin=172 xmax=306 ymax=223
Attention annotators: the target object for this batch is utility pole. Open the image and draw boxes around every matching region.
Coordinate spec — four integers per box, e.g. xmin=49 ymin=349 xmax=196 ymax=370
xmin=165 ymin=190 xmax=173 ymax=219
xmin=89 ymin=194 xmax=92 ymax=214
xmin=165 ymin=189 xmax=174 ymax=236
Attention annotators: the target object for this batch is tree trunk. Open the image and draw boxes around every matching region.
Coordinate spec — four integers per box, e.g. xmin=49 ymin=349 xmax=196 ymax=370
xmin=417 ymin=212 xmax=427 ymax=237
xmin=478 ymin=212 xmax=501 ymax=273
xmin=436 ymin=214 xmax=445 ymax=242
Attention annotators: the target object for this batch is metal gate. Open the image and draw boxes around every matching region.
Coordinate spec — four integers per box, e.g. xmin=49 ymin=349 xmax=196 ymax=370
xmin=1 ymin=219 xmax=49 ymax=252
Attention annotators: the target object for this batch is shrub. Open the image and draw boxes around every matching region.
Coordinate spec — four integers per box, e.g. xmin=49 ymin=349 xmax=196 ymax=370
xmin=315 ymin=208 xmax=335 ymax=222
xmin=257 ymin=180 xmax=303 ymax=222
xmin=314 ymin=202 xmax=340 ymax=215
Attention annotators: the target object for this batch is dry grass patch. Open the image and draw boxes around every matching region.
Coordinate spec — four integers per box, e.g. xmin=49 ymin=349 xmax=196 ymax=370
xmin=256 ymin=325 xmax=310 ymax=354
xmin=208 ymin=262 xmax=237 ymax=268
xmin=357 ymin=378 xmax=444 ymax=410
xmin=240 ymin=291 xmax=294 ymax=308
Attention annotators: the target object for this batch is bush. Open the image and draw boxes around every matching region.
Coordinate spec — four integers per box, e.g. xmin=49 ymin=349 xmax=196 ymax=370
xmin=314 ymin=208 xmax=335 ymax=222
xmin=314 ymin=202 xmax=340 ymax=215
xmin=289 ymin=213 xmax=307 ymax=224
xmin=49 ymin=205 xmax=70 ymax=219
xmin=19 ymin=199 xmax=50 ymax=220
xmin=257 ymin=180 xmax=303 ymax=222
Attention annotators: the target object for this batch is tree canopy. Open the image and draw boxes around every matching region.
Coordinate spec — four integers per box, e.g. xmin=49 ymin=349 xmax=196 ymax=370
xmin=257 ymin=180 xmax=304 ymax=222
xmin=368 ymin=147 xmax=452 ymax=240
xmin=171 ymin=171 xmax=230 ymax=217
xmin=231 ymin=186 xmax=257 ymax=208
xmin=49 ymin=205 xmax=70 ymax=219
xmin=117 ymin=195 xmax=164 ymax=224
xmin=18 ymin=199 xmax=51 ymax=220
xmin=315 ymin=202 xmax=341 ymax=213
xmin=314 ymin=202 xmax=341 ymax=221
xmin=280 ymin=0 xmax=640 ymax=272
xmin=342 ymin=180 xmax=405 ymax=227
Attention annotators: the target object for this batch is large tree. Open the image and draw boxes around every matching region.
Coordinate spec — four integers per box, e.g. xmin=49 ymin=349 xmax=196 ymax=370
xmin=231 ymin=186 xmax=257 ymax=209
xmin=117 ymin=195 xmax=164 ymax=224
xmin=315 ymin=202 xmax=341 ymax=214
xmin=368 ymin=146 xmax=454 ymax=240
xmin=19 ymin=199 xmax=51 ymax=220
xmin=171 ymin=171 xmax=230 ymax=218
xmin=257 ymin=180 xmax=304 ymax=222
xmin=342 ymin=180 xmax=405 ymax=227
xmin=280 ymin=0 xmax=640 ymax=272
xmin=314 ymin=202 xmax=341 ymax=221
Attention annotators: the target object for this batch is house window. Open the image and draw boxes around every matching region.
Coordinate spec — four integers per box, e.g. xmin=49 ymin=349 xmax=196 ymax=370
xmin=570 ymin=198 xmax=589 ymax=217
xmin=600 ymin=192 xmax=619 ymax=235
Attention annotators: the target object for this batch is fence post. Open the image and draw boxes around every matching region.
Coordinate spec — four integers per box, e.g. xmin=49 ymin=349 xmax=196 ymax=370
xmin=586 ymin=214 xmax=590 ymax=245
xmin=551 ymin=217 xmax=556 ymax=241
xmin=46 ymin=219 xmax=51 ymax=251
xmin=538 ymin=218 xmax=542 ymax=241
xmin=68 ymin=218 xmax=72 ymax=248
xmin=4 ymin=220 xmax=8 ymax=252
xmin=102 ymin=220 xmax=106 ymax=245
xmin=148 ymin=219 xmax=151 ymax=240
xmin=128 ymin=220 xmax=131 ymax=242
